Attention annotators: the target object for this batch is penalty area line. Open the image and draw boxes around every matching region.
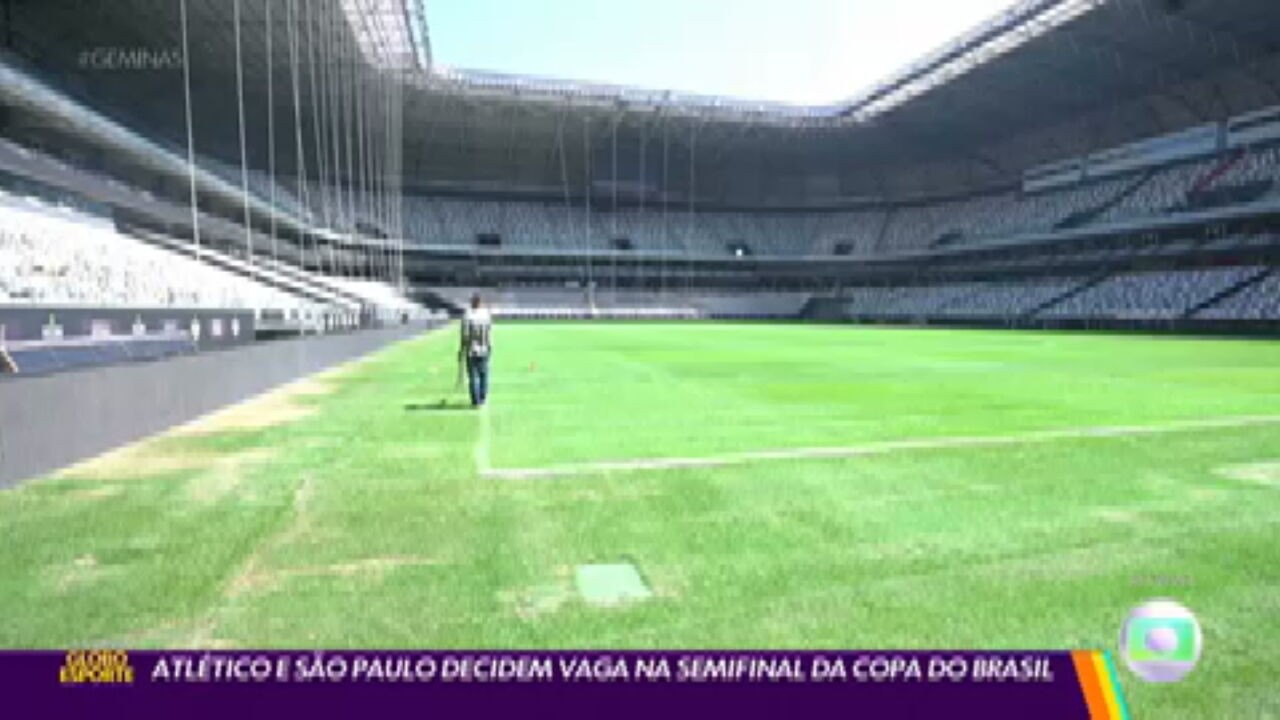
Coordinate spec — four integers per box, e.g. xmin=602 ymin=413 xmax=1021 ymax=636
xmin=481 ymin=414 xmax=1280 ymax=481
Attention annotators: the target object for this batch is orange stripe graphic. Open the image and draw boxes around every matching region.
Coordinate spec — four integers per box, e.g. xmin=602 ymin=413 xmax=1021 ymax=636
xmin=1072 ymin=650 xmax=1111 ymax=719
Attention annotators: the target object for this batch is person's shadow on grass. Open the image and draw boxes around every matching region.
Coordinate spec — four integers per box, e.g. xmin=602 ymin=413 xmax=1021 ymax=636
xmin=404 ymin=400 xmax=474 ymax=412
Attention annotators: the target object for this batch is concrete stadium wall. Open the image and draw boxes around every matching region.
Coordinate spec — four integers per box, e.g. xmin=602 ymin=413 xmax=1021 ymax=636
xmin=0 ymin=324 xmax=440 ymax=489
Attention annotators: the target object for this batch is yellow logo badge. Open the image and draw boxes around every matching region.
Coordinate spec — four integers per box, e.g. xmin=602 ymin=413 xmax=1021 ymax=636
xmin=59 ymin=650 xmax=135 ymax=685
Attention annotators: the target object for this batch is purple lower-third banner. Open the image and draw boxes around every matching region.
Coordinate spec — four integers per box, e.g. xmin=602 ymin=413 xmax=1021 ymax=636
xmin=0 ymin=650 xmax=1129 ymax=718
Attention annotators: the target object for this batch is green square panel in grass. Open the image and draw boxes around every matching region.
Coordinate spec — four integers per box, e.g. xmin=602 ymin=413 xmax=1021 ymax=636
xmin=574 ymin=563 xmax=653 ymax=607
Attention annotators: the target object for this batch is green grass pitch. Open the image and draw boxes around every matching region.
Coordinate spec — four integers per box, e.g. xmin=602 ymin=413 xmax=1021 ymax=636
xmin=3 ymin=322 xmax=1279 ymax=717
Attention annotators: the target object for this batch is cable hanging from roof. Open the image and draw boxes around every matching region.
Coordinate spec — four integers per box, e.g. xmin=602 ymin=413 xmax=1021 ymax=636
xmin=266 ymin=0 xmax=278 ymax=265
xmin=306 ymin=0 xmax=331 ymax=276
xmin=388 ymin=70 xmax=396 ymax=291
xmin=341 ymin=11 xmax=357 ymax=279
xmin=365 ymin=60 xmax=379 ymax=282
xmin=286 ymin=0 xmax=314 ymax=275
xmin=555 ymin=102 xmax=574 ymax=277
xmin=378 ymin=64 xmax=390 ymax=285
xmin=335 ymin=0 xmax=348 ymax=278
xmin=178 ymin=0 xmax=201 ymax=263
xmin=661 ymin=111 xmax=670 ymax=298
xmin=362 ymin=24 xmax=375 ymax=286
xmin=321 ymin=0 xmax=340 ymax=275
xmin=583 ymin=114 xmax=594 ymax=303
xmin=233 ymin=0 xmax=254 ymax=267
xmin=396 ymin=64 xmax=405 ymax=292
xmin=329 ymin=0 xmax=346 ymax=277
xmin=686 ymin=120 xmax=698 ymax=298
xmin=611 ymin=112 xmax=619 ymax=303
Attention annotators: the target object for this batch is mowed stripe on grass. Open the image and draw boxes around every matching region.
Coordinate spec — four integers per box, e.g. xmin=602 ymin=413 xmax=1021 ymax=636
xmin=1 ymin=323 xmax=1278 ymax=719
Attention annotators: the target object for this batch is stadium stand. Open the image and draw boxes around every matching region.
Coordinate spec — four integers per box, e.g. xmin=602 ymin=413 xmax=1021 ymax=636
xmin=830 ymin=266 xmax=1280 ymax=325
xmin=433 ymin=286 xmax=809 ymax=320
xmin=838 ymin=278 xmax=1088 ymax=321
xmin=401 ymin=143 xmax=1280 ymax=258
xmin=928 ymin=278 xmax=1090 ymax=319
xmin=1093 ymin=159 xmax=1215 ymax=224
xmin=1193 ymin=269 xmax=1280 ymax=320
xmin=0 ymin=194 xmax=308 ymax=310
xmin=1193 ymin=145 xmax=1280 ymax=194
xmin=403 ymin=197 xmax=878 ymax=256
xmin=840 ymin=284 xmax=979 ymax=318
xmin=1038 ymin=267 xmax=1267 ymax=320
xmin=1 ymin=0 xmax=1278 ymax=335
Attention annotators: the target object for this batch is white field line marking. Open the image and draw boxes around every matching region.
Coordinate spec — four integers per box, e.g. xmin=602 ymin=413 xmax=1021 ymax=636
xmin=474 ymin=404 xmax=492 ymax=473
xmin=481 ymin=414 xmax=1280 ymax=480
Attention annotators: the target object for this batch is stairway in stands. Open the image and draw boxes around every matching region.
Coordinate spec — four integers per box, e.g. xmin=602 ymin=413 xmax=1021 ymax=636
xmin=125 ymin=226 xmax=357 ymax=307
xmin=1183 ymin=266 xmax=1272 ymax=318
xmin=1055 ymin=170 xmax=1156 ymax=230
xmin=1190 ymin=149 xmax=1245 ymax=195
xmin=871 ymin=210 xmax=894 ymax=254
xmin=1093 ymin=170 xmax=1160 ymax=223
xmin=1025 ymin=271 xmax=1112 ymax=318
xmin=416 ymin=288 xmax=466 ymax=316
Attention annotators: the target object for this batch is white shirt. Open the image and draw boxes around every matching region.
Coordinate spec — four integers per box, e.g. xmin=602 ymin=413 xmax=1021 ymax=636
xmin=461 ymin=308 xmax=492 ymax=358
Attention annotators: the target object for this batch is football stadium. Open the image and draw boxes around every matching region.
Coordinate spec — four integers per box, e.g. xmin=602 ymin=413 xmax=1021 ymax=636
xmin=1 ymin=0 xmax=1279 ymax=716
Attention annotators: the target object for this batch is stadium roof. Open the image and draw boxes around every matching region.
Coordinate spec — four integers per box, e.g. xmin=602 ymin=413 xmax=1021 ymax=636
xmin=400 ymin=0 xmax=1280 ymax=200
xmin=342 ymin=0 xmax=431 ymax=71
xmin=419 ymin=0 xmax=1093 ymax=122
xmin=5 ymin=0 xmax=1280 ymax=203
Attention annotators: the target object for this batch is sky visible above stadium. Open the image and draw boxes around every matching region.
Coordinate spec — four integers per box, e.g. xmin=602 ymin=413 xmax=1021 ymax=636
xmin=425 ymin=0 xmax=1021 ymax=105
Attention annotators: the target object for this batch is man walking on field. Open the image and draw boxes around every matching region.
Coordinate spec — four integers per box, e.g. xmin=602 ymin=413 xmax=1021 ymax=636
xmin=459 ymin=293 xmax=493 ymax=408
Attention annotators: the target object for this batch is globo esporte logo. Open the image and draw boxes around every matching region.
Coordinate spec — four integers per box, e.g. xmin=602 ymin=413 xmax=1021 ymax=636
xmin=1120 ymin=599 xmax=1202 ymax=683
